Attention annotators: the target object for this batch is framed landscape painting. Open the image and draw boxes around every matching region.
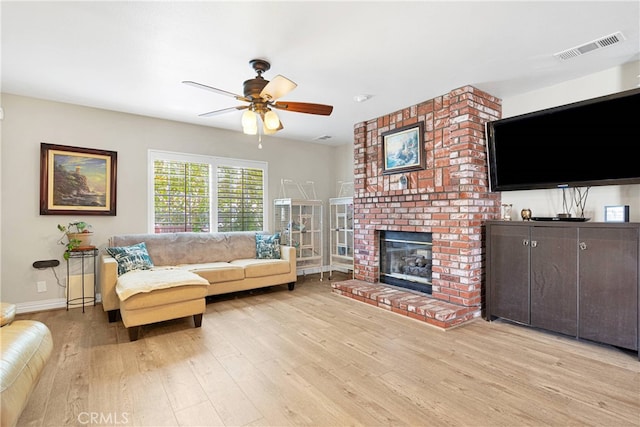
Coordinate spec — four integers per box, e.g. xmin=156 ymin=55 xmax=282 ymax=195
xmin=40 ymin=143 xmax=117 ymax=215
xmin=381 ymin=122 xmax=425 ymax=175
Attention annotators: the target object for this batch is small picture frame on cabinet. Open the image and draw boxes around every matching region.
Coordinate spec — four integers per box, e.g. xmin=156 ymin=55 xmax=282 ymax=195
xmin=604 ymin=205 xmax=629 ymax=222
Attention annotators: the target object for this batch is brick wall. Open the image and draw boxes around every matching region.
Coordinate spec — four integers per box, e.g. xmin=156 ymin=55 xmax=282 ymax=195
xmin=352 ymin=85 xmax=502 ymax=311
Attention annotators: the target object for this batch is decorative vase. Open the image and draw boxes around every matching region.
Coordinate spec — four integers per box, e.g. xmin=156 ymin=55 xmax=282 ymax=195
xmin=67 ymin=232 xmax=93 ymax=247
xmin=521 ymin=208 xmax=532 ymax=221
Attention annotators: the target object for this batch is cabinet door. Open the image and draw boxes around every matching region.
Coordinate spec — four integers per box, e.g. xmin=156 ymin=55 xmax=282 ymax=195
xmin=578 ymin=227 xmax=638 ymax=350
xmin=487 ymin=224 xmax=530 ymax=324
xmin=530 ymin=226 xmax=578 ymax=336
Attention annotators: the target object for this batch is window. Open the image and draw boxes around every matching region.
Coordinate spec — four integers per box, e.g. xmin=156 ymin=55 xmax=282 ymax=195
xmin=153 ymin=159 xmax=210 ymax=233
xmin=217 ymin=166 xmax=264 ymax=231
xmin=149 ymin=151 xmax=267 ymax=233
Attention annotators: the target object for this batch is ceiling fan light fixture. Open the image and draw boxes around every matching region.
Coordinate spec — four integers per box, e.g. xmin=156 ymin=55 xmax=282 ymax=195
xmin=186 ymin=59 xmax=333 ymax=136
xmin=263 ymin=123 xmax=278 ymax=135
xmin=264 ymin=110 xmax=280 ymax=130
xmin=243 ymin=124 xmax=258 ymax=135
xmin=242 ymin=109 xmax=257 ymax=129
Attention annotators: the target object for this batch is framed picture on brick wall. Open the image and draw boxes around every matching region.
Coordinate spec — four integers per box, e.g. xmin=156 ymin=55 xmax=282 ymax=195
xmin=381 ymin=122 xmax=425 ymax=175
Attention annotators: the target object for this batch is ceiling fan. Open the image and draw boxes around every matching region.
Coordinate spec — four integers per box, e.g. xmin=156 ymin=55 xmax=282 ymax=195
xmin=183 ymin=59 xmax=333 ymax=135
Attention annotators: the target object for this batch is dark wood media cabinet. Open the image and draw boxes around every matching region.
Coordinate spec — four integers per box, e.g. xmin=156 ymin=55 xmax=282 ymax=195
xmin=485 ymin=220 xmax=639 ymax=359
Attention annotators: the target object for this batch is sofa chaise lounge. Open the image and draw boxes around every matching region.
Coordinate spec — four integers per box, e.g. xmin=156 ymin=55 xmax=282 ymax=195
xmin=100 ymin=231 xmax=296 ymax=340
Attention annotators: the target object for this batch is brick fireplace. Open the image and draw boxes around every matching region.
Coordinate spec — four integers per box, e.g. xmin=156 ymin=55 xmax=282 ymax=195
xmin=332 ymin=86 xmax=502 ymax=329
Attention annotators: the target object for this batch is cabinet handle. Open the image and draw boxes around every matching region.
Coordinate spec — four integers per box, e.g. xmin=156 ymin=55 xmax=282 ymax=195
xmin=530 ymin=240 xmax=538 ymax=248
xmin=579 ymin=242 xmax=587 ymax=250
xmin=522 ymin=239 xmax=529 ymax=246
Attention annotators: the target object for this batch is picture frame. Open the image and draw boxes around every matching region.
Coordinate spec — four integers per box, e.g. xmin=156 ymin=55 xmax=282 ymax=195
xmin=381 ymin=122 xmax=425 ymax=175
xmin=40 ymin=143 xmax=117 ymax=215
xmin=604 ymin=205 xmax=629 ymax=222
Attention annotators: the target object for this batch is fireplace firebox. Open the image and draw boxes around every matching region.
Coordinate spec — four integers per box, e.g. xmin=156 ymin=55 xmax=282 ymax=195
xmin=379 ymin=231 xmax=432 ymax=294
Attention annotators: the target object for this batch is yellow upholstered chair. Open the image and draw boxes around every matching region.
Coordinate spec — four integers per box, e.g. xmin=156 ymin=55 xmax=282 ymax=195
xmin=0 ymin=302 xmax=53 ymax=427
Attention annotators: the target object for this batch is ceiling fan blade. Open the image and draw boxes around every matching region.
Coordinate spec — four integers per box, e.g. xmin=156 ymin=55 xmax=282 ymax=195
xmin=198 ymin=105 xmax=248 ymax=117
xmin=260 ymin=75 xmax=297 ymax=101
xmin=183 ymin=80 xmax=248 ymax=101
xmin=273 ymin=101 xmax=333 ymax=116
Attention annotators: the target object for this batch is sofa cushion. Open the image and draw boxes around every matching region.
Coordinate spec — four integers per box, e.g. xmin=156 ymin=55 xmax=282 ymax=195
xmin=231 ymin=259 xmax=291 ymax=278
xmin=106 ymin=242 xmax=154 ymax=276
xmin=110 ymin=232 xmax=257 ymax=266
xmin=255 ymin=233 xmax=281 ymax=259
xmin=180 ymin=262 xmax=245 ymax=283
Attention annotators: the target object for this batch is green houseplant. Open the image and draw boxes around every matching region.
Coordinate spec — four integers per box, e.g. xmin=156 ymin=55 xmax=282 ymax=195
xmin=57 ymin=221 xmax=93 ymax=260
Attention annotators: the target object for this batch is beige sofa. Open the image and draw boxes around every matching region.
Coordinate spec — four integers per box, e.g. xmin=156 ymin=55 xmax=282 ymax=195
xmin=100 ymin=232 xmax=297 ymax=337
xmin=1 ymin=302 xmax=53 ymax=427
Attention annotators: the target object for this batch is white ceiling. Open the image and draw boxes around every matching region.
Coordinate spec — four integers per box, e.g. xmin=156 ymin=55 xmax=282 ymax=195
xmin=2 ymin=1 xmax=639 ymax=146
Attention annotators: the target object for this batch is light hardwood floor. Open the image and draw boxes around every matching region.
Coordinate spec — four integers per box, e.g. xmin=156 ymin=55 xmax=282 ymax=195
xmin=16 ymin=273 xmax=640 ymax=426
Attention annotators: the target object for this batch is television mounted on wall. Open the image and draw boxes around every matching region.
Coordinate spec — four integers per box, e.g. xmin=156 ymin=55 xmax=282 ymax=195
xmin=485 ymin=87 xmax=640 ymax=192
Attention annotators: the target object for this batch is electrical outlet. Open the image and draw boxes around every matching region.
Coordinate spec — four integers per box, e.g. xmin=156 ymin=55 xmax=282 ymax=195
xmin=37 ymin=281 xmax=47 ymax=293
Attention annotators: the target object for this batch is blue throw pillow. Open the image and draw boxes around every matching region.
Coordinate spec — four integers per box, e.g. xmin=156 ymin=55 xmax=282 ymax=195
xmin=256 ymin=233 xmax=281 ymax=259
xmin=105 ymin=242 xmax=154 ymax=276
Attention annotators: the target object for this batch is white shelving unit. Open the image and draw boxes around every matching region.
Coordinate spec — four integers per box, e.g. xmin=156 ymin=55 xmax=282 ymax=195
xmin=329 ymin=196 xmax=354 ymax=279
xmin=274 ymin=198 xmax=324 ymax=279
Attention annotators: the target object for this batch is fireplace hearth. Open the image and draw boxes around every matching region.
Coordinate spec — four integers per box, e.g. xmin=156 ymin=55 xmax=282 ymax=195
xmin=380 ymin=231 xmax=432 ymax=294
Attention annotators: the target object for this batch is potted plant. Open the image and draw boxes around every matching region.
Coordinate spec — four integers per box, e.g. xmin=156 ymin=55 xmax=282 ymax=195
xmin=57 ymin=221 xmax=93 ymax=260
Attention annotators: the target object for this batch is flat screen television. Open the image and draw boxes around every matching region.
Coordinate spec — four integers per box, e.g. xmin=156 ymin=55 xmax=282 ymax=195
xmin=485 ymin=87 xmax=640 ymax=192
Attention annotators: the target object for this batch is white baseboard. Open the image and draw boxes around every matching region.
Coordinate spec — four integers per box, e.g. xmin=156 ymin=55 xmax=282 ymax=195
xmin=15 ymin=293 xmax=102 ymax=314
xmin=15 ymin=298 xmax=66 ymax=314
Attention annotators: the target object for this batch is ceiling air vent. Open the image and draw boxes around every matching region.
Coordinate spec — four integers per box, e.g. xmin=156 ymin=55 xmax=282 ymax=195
xmin=313 ymin=135 xmax=332 ymax=141
xmin=553 ymin=31 xmax=626 ymax=61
